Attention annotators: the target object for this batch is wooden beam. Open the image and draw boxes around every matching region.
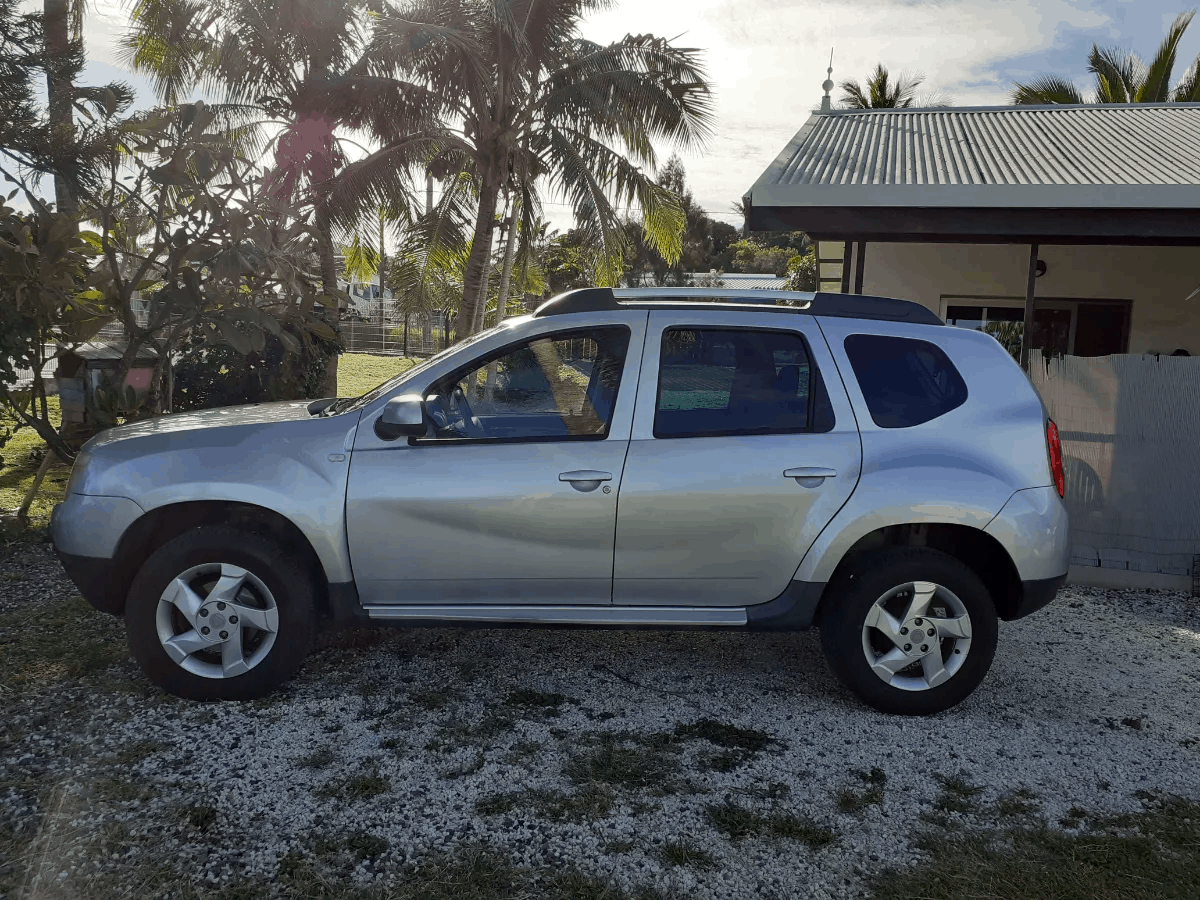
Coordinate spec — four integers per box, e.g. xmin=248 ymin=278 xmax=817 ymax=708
xmin=840 ymin=242 xmax=852 ymax=293
xmin=1020 ymin=243 xmax=1039 ymax=371
xmin=853 ymin=241 xmax=866 ymax=293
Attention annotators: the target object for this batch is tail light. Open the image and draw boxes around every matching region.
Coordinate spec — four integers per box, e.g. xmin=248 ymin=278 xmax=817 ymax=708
xmin=1046 ymin=419 xmax=1064 ymax=497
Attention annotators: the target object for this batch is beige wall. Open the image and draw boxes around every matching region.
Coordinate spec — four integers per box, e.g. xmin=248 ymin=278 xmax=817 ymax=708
xmin=854 ymin=243 xmax=1200 ymax=355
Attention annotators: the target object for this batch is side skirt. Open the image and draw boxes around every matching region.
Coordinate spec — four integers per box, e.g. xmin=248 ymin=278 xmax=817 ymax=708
xmin=329 ymin=580 xmax=829 ymax=631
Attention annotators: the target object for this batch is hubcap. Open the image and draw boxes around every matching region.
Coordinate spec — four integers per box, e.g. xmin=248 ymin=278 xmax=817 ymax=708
xmin=155 ymin=563 xmax=279 ymax=680
xmin=860 ymin=581 xmax=972 ymax=693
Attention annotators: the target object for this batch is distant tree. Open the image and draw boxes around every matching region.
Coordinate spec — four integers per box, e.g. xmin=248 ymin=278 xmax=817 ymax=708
xmin=0 ymin=0 xmax=132 ymax=199
xmin=839 ymin=63 xmax=952 ymax=109
xmin=1012 ymin=10 xmax=1200 ymax=104
xmin=786 ymin=248 xmax=817 ymax=291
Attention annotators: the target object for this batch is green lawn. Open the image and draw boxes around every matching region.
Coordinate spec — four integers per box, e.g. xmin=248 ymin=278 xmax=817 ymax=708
xmin=337 ymin=352 xmax=419 ymax=398
xmin=0 ymin=354 xmax=419 ymax=536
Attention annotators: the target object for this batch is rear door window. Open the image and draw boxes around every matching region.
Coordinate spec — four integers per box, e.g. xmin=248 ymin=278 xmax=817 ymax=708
xmin=843 ymin=334 xmax=968 ymax=428
xmin=654 ymin=328 xmax=833 ymax=438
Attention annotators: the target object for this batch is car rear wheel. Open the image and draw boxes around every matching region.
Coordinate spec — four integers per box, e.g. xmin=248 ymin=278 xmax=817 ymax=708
xmin=819 ymin=547 xmax=998 ymax=715
xmin=125 ymin=526 xmax=316 ymax=700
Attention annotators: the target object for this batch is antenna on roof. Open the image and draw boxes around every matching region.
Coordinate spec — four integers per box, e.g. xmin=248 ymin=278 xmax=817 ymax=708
xmin=821 ymin=48 xmax=835 ymax=113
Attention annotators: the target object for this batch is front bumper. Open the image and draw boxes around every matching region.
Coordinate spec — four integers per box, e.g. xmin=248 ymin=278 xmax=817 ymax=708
xmin=54 ymin=545 xmax=125 ymax=615
xmin=51 ymin=494 xmax=144 ymax=616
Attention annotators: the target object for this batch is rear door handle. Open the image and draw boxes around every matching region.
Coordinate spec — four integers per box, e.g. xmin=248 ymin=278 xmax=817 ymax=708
xmin=783 ymin=467 xmax=837 ymax=486
xmin=559 ymin=470 xmax=613 ymax=493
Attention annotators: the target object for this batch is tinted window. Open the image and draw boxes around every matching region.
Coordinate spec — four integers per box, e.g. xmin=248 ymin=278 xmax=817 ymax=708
xmin=843 ymin=334 xmax=967 ymax=428
xmin=654 ymin=328 xmax=831 ymax=438
xmin=423 ymin=327 xmax=629 ymax=441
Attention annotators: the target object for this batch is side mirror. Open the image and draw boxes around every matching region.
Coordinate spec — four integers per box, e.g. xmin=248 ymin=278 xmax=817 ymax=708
xmin=374 ymin=394 xmax=426 ymax=440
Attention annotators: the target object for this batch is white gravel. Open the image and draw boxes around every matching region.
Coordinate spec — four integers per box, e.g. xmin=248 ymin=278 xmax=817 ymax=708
xmin=2 ymin=543 xmax=1199 ymax=899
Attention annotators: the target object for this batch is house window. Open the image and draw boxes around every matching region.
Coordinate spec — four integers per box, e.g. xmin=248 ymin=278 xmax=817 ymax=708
xmin=942 ymin=298 xmax=1129 ymax=358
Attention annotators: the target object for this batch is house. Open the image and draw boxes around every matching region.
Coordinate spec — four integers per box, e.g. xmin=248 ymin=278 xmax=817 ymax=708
xmin=744 ymin=100 xmax=1200 ymax=593
xmin=744 ymin=102 xmax=1200 ymax=359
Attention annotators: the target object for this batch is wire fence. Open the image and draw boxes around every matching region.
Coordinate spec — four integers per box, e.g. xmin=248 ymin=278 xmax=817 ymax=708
xmin=1028 ymin=349 xmax=1200 ymax=577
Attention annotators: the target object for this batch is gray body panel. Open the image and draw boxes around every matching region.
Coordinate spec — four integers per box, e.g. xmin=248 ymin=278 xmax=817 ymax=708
xmin=51 ymin=494 xmax=144 ymax=558
xmin=347 ymin=310 xmax=647 ymax=607
xmin=984 ymin=486 xmax=1072 ymax=581
xmin=794 ymin=316 xmax=1061 ymax=583
xmin=55 ymin=401 xmax=358 ymax=583
xmin=613 ymin=309 xmax=862 ymax=606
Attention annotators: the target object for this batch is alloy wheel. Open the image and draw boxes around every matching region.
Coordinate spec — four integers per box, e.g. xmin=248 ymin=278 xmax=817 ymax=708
xmin=860 ymin=580 xmax=973 ymax=692
xmin=155 ymin=562 xmax=279 ymax=679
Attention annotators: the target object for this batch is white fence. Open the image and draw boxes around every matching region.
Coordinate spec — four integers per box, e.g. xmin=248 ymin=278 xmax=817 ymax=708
xmin=1028 ymin=350 xmax=1200 ymax=577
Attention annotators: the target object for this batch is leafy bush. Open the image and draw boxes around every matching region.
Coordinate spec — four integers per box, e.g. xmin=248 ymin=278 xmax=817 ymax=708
xmin=172 ymin=324 xmax=339 ymax=411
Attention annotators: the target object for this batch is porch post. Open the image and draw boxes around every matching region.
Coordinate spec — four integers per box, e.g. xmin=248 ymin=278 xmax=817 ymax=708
xmin=1020 ymin=243 xmax=1039 ymax=371
xmin=853 ymin=241 xmax=866 ymax=293
xmin=840 ymin=242 xmax=853 ymax=293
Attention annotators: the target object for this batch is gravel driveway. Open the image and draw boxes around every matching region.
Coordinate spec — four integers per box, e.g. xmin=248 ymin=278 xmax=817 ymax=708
xmin=2 ymin=544 xmax=1198 ymax=900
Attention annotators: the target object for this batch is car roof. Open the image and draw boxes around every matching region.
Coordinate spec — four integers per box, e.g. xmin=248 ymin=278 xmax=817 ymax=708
xmin=531 ymin=287 xmax=944 ymax=326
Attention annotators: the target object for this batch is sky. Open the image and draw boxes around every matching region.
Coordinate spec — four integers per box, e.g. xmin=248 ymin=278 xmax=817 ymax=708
xmin=48 ymin=0 xmax=1200 ymax=232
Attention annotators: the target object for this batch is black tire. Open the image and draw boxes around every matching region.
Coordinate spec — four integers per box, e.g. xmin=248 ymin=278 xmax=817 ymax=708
xmin=125 ymin=526 xmax=316 ymax=700
xmin=818 ymin=547 xmax=998 ymax=716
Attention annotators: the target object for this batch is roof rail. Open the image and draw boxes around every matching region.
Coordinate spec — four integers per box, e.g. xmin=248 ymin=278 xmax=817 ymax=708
xmin=531 ymin=286 xmax=942 ymax=326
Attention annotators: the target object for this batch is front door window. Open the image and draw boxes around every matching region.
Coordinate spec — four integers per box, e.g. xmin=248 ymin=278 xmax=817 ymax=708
xmin=421 ymin=327 xmax=631 ymax=441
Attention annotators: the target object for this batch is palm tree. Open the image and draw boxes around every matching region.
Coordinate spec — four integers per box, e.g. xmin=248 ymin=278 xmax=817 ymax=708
xmin=1012 ymin=10 xmax=1200 ymax=104
xmin=839 ymin=63 xmax=951 ymax=109
xmin=352 ymin=0 xmax=715 ymax=340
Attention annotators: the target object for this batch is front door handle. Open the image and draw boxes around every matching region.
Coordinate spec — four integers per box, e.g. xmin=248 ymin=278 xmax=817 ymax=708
xmin=559 ymin=470 xmax=613 ymax=493
xmin=783 ymin=467 xmax=837 ymax=487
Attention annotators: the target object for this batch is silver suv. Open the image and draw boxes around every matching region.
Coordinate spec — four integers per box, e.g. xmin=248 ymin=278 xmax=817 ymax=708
xmin=51 ymin=288 xmax=1070 ymax=714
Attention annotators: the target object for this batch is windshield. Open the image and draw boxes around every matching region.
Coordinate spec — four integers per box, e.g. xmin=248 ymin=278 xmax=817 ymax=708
xmin=334 ymin=322 xmax=514 ymax=414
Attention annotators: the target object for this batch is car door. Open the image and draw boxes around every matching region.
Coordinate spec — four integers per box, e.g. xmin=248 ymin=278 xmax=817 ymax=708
xmin=347 ymin=312 xmax=646 ymax=607
xmin=612 ymin=309 xmax=862 ymax=607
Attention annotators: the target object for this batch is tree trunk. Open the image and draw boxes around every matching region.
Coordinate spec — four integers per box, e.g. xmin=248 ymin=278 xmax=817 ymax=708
xmin=316 ymin=214 xmax=341 ymax=397
xmin=457 ymin=182 xmax=500 ymax=341
xmin=43 ymin=0 xmax=76 ymax=215
xmin=484 ymin=204 xmax=519 ymax=403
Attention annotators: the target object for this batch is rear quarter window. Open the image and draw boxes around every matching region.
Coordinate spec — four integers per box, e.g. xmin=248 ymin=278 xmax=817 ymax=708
xmin=843 ymin=334 xmax=968 ymax=428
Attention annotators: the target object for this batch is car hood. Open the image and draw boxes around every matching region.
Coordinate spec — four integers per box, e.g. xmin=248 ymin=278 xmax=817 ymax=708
xmin=83 ymin=400 xmax=323 ymax=450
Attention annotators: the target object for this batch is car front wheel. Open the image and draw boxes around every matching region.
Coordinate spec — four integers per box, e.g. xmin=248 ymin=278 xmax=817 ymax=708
xmin=819 ymin=547 xmax=999 ymax=715
xmin=125 ymin=526 xmax=316 ymax=700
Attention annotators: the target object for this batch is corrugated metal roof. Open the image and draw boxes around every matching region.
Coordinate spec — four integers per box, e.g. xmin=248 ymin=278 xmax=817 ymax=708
xmin=750 ymin=103 xmax=1200 ymax=209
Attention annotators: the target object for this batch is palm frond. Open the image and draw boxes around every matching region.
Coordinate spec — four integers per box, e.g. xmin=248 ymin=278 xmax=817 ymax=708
xmin=1010 ymin=76 xmax=1087 ymax=105
xmin=1135 ymin=9 xmax=1194 ymax=102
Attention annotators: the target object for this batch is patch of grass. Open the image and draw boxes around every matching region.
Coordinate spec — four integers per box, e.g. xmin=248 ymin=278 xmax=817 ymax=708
xmin=503 ymin=739 xmax=543 ymax=764
xmin=996 ymin=788 xmax=1041 ymax=819
xmin=91 ymin=776 xmax=157 ymax=803
xmin=837 ymin=767 xmax=887 ymax=812
xmin=298 ymin=746 xmax=336 ymax=769
xmin=0 ymin=595 xmax=127 ymax=688
xmin=674 ymin=719 xmax=776 ymax=752
xmin=932 ymin=773 xmax=985 ymax=814
xmin=565 ymin=737 xmax=680 ymax=794
xmin=114 ymin=740 xmax=164 ymax=765
xmin=659 ymin=838 xmax=716 ymax=869
xmin=0 ymin=396 xmax=64 ymax=532
xmin=741 ymin=781 xmax=791 ymax=801
xmin=315 ymin=766 xmax=390 ymax=800
xmin=874 ymin=793 xmax=1200 ymax=900
xmin=426 ymin=712 xmax=515 ymax=751
xmin=475 ymin=784 xmax=614 ymax=823
xmin=411 ymin=688 xmax=457 ymax=711
xmin=185 ymin=804 xmax=218 ymax=833
xmin=345 ymin=831 xmax=389 ymax=862
xmin=705 ymin=800 xmax=836 ymax=848
xmin=337 ymin=353 xmax=420 ymax=399
xmin=504 ymin=688 xmax=570 ymax=718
